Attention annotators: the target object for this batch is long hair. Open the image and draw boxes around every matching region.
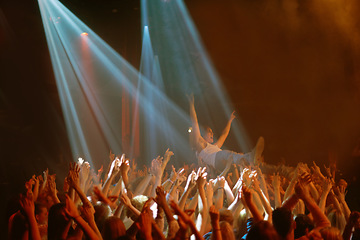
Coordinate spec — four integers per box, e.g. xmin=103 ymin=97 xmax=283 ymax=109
xmin=101 ymin=216 xmax=126 ymax=240
xmin=48 ymin=203 xmax=69 ymax=240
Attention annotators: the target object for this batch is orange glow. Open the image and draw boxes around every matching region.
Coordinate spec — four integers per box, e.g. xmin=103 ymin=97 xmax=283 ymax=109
xmin=81 ymin=32 xmax=88 ymax=36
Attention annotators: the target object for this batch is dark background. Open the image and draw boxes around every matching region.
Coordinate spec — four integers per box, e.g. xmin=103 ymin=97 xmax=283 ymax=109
xmin=1 ymin=0 xmax=360 ymax=236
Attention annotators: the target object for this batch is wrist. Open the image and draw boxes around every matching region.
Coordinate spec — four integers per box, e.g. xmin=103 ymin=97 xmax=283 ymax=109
xmin=72 ymin=215 xmax=81 ymax=220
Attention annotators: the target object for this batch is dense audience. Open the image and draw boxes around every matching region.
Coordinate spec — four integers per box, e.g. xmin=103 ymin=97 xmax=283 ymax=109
xmin=7 ymin=146 xmax=360 ymax=240
xmin=7 ymin=96 xmax=360 ymax=240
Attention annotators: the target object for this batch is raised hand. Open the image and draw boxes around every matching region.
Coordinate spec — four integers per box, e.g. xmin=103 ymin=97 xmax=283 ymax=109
xmin=163 ymin=148 xmax=174 ymax=169
xmin=272 ymin=173 xmax=281 ymax=190
xmin=311 ymin=161 xmax=325 ymax=180
xmin=196 ymin=167 xmax=207 ymax=188
xmin=20 ymin=195 xmax=35 ymax=217
xmin=185 ymin=171 xmax=197 ymax=191
xmin=81 ymin=203 xmax=95 ymax=222
xmin=111 ymin=158 xmax=121 ymax=177
xmin=215 ymin=176 xmax=226 ymax=189
xmin=48 ymin=177 xmax=57 ymax=195
xmin=209 ymin=205 xmax=220 ymax=223
xmin=155 ymin=186 xmax=167 ymax=207
xmin=120 ymin=193 xmax=132 ymax=207
xmin=80 ymin=161 xmax=91 ymax=182
xmin=150 ymin=156 xmax=162 ymax=176
xmin=230 ymin=111 xmax=236 ymax=121
xmin=251 ymin=176 xmax=262 ymax=193
xmin=336 ymin=185 xmax=347 ymax=203
xmin=299 ymin=172 xmax=312 ymax=186
xmin=120 ymin=157 xmax=130 ymax=176
xmin=241 ymin=168 xmax=251 ymax=187
xmin=205 ymin=179 xmax=214 ymax=197
xmin=241 ymin=185 xmax=252 ymax=205
xmin=64 ymin=195 xmax=80 ymax=218
xmin=295 ymin=181 xmax=310 ymax=200
xmin=67 ymin=163 xmax=80 ymax=188
xmin=321 ymin=178 xmax=333 ymax=195
xmin=323 ymin=164 xmax=333 ymax=180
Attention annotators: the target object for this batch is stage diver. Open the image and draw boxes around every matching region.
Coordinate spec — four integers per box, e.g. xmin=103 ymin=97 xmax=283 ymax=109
xmin=188 ymin=94 xmax=264 ymax=172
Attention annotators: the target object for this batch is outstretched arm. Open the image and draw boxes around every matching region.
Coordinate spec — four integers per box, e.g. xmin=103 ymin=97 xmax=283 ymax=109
xmin=188 ymin=94 xmax=205 ymax=150
xmin=215 ymin=111 xmax=236 ymax=148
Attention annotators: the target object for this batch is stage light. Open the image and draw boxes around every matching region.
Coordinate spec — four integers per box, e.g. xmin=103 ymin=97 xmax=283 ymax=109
xmin=37 ymin=0 xmax=193 ymax=166
xmin=188 ymin=127 xmax=192 ymax=133
xmin=81 ymin=32 xmax=88 ymax=36
xmin=140 ymin=0 xmax=252 ymax=152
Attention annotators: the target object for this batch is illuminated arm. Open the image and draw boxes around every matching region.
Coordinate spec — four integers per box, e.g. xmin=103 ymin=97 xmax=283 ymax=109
xmin=215 ymin=111 xmax=235 ymax=148
xmin=188 ymin=94 xmax=205 ymax=149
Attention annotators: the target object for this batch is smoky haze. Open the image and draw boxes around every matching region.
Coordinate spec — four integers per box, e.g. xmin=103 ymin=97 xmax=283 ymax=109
xmin=186 ymin=0 xmax=360 ymax=176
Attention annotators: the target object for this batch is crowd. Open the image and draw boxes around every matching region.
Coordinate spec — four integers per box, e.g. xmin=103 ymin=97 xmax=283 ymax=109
xmin=7 ymin=145 xmax=360 ymax=240
xmin=6 ymin=97 xmax=360 ymax=240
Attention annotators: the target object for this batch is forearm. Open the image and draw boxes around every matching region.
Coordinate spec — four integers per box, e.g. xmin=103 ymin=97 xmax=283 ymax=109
xmin=274 ymin=186 xmax=282 ymax=208
xmin=247 ymin=199 xmax=263 ymax=222
xmin=73 ymin=184 xmax=91 ymax=206
xmin=74 ymin=216 xmax=102 ymax=240
xmin=211 ymin=221 xmax=222 ymax=240
xmin=51 ymin=192 xmax=60 ymax=204
xmin=27 ymin=214 xmax=41 ymax=240
xmin=151 ymin=220 xmax=166 ymax=240
xmin=134 ymin=175 xmax=153 ymax=196
xmin=340 ymin=199 xmax=351 ymax=220
xmin=150 ymin=175 xmax=162 ymax=198
xmin=122 ymin=174 xmax=129 ymax=189
xmin=162 ymin=202 xmax=176 ymax=223
xmin=302 ymin=196 xmax=330 ymax=229
xmin=188 ymin=192 xmax=199 ymax=210
xmin=216 ymin=119 xmax=233 ymax=147
xmin=191 ymin=217 xmax=205 ymax=240
xmin=179 ymin=188 xmax=192 ymax=210
xmin=168 ymin=182 xmax=179 ymax=201
xmin=161 ymin=179 xmax=173 ymax=192
xmin=102 ymin=175 xmax=115 ymax=196
xmin=88 ymin=219 xmax=103 ymax=239
xmin=282 ymin=194 xmax=299 ymax=210
xmin=256 ymin=189 xmax=273 ymax=222
xmin=319 ymin=191 xmax=330 ymax=213
xmin=198 ymin=188 xmax=207 ymax=213
xmin=283 ymin=178 xmax=296 ymax=201
xmin=80 ymin=176 xmax=88 ymax=193
xmin=113 ymin=203 xmax=124 ymax=218
xmin=189 ymin=102 xmax=202 ymax=139
xmin=259 ymin=175 xmax=270 ymax=201
xmin=111 ymin=176 xmax=124 ymax=197
xmin=224 ymin=181 xmax=235 ymax=204
xmin=127 ymin=204 xmax=141 ymax=217
xmin=213 ymin=189 xmax=224 ymax=210
xmin=308 ymin=183 xmax=320 ymax=202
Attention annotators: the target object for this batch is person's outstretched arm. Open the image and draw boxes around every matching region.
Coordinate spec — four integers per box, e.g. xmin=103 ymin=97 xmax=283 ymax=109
xmin=188 ymin=94 xmax=205 ymax=150
xmin=209 ymin=206 xmax=222 ymax=240
xmin=215 ymin=111 xmax=236 ymax=148
xmin=64 ymin=195 xmax=101 ymax=240
xmin=20 ymin=196 xmax=41 ymax=240
xmin=295 ymin=182 xmax=331 ymax=230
